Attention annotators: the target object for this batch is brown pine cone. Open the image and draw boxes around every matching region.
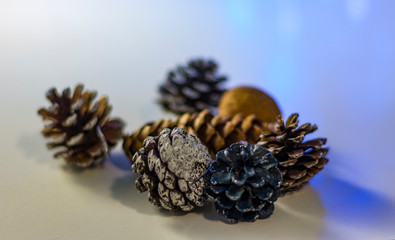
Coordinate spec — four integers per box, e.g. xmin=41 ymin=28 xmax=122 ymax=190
xmin=123 ymin=109 xmax=266 ymax=159
xmin=132 ymin=128 xmax=211 ymax=211
xmin=37 ymin=84 xmax=124 ymax=168
xmin=257 ymin=114 xmax=329 ymax=194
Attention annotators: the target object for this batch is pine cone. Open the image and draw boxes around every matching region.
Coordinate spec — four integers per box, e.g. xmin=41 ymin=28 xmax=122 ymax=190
xmin=258 ymin=114 xmax=329 ymax=194
xmin=132 ymin=128 xmax=211 ymax=211
xmin=123 ymin=110 xmax=265 ymax=160
xmin=158 ymin=58 xmax=227 ymax=114
xmin=205 ymin=141 xmax=282 ymax=223
xmin=37 ymin=84 xmax=124 ymax=168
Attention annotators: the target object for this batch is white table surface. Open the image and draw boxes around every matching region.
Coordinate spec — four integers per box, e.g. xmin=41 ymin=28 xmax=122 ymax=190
xmin=1 ymin=1 xmax=395 ymax=239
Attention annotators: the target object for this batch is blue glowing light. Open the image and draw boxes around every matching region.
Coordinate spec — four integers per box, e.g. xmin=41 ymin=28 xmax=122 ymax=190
xmin=310 ymin=174 xmax=395 ymax=232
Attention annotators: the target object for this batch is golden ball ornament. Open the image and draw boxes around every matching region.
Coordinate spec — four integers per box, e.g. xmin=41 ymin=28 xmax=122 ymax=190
xmin=218 ymin=86 xmax=281 ymax=123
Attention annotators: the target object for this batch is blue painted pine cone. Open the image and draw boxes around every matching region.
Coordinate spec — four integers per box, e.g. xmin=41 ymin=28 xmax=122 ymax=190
xmin=205 ymin=141 xmax=282 ymax=223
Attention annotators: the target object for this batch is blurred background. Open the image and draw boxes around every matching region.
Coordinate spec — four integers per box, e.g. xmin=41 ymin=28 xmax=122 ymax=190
xmin=0 ymin=1 xmax=394 ymax=239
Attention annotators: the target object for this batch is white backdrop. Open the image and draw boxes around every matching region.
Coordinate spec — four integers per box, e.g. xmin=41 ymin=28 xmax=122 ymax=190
xmin=1 ymin=1 xmax=394 ymax=239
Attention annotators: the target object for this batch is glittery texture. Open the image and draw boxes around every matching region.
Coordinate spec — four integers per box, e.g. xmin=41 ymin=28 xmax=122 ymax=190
xmin=132 ymin=128 xmax=211 ymax=211
xmin=206 ymin=141 xmax=282 ymax=223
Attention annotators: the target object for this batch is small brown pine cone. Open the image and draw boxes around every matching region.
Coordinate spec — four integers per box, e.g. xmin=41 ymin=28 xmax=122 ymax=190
xmin=132 ymin=128 xmax=211 ymax=211
xmin=123 ymin=109 xmax=266 ymax=159
xmin=37 ymin=84 xmax=124 ymax=168
xmin=257 ymin=114 xmax=329 ymax=194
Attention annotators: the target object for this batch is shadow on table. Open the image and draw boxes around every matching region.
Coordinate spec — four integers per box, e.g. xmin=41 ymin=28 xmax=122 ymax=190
xmin=22 ymin=139 xmax=394 ymax=239
xmin=310 ymin=173 xmax=395 ymax=233
xmin=111 ymin=172 xmax=233 ymax=219
xmin=165 ymin=185 xmax=325 ymax=240
xmin=18 ymin=131 xmax=132 ymax=170
xmin=109 ymin=152 xmax=230 ymax=219
xmin=165 ymin=174 xmax=395 ymax=240
xmin=109 ymin=152 xmax=131 ymax=171
xmin=110 ymin=152 xmax=190 ymax=216
xmin=17 ymin=132 xmax=58 ymax=168
xmin=110 ymin=172 xmax=159 ymax=215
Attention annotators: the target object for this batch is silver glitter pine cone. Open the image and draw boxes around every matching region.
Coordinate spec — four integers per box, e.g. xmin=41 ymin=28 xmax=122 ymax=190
xmin=205 ymin=141 xmax=282 ymax=223
xmin=131 ymin=128 xmax=212 ymax=211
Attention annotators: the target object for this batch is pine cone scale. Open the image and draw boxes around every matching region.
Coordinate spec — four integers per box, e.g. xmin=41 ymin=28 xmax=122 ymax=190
xmin=278 ymin=158 xmax=298 ymax=167
xmin=296 ymin=157 xmax=319 ymax=168
xmin=288 ymin=149 xmax=304 ymax=158
xmin=304 ymin=148 xmax=329 ymax=159
xmin=297 ymin=138 xmax=327 ymax=149
xmin=287 ymin=168 xmax=307 ymax=180
xmin=38 ymin=109 xmax=59 ymax=121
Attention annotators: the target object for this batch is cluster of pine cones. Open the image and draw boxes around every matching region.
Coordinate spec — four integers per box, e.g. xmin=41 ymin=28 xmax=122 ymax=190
xmin=38 ymin=58 xmax=328 ymax=223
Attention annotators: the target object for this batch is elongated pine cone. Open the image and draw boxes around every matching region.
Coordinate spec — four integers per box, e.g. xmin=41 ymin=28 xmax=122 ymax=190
xmin=258 ymin=114 xmax=329 ymax=194
xmin=123 ymin=109 xmax=266 ymax=160
xmin=158 ymin=58 xmax=227 ymax=114
xmin=205 ymin=141 xmax=282 ymax=223
xmin=37 ymin=84 xmax=124 ymax=168
xmin=132 ymin=128 xmax=211 ymax=211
